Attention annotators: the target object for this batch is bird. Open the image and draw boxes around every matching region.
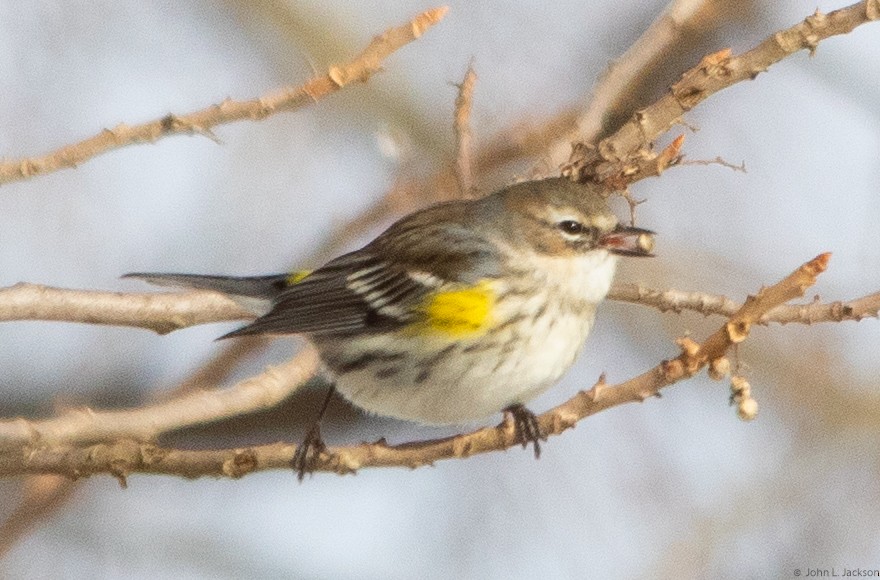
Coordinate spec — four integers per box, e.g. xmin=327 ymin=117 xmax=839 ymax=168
xmin=125 ymin=177 xmax=654 ymax=477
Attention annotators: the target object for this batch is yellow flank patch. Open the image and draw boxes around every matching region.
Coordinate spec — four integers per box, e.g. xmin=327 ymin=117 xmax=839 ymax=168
xmin=286 ymin=270 xmax=312 ymax=285
xmin=419 ymin=280 xmax=494 ymax=337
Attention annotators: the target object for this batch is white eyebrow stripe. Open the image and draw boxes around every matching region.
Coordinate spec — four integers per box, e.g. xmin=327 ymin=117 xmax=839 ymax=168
xmin=540 ymin=207 xmax=617 ymax=232
xmin=591 ymin=214 xmax=617 ymax=232
xmin=541 ymin=207 xmax=584 ymax=224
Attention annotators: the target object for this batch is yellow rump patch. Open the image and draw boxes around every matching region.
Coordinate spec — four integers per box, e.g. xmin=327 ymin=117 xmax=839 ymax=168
xmin=286 ymin=270 xmax=312 ymax=285
xmin=417 ymin=280 xmax=495 ymax=337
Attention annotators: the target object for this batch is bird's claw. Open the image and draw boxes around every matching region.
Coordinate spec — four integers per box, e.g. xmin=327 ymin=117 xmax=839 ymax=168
xmin=291 ymin=423 xmax=327 ymax=481
xmin=505 ymin=404 xmax=546 ymax=459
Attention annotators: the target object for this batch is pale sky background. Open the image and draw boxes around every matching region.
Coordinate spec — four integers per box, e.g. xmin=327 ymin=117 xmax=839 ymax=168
xmin=1 ymin=1 xmax=879 ymax=578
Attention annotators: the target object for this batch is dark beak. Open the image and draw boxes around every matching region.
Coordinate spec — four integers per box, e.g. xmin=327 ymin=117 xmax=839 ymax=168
xmin=598 ymin=225 xmax=656 ymax=257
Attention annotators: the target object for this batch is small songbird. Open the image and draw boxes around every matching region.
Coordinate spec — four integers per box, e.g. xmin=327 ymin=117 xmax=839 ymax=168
xmin=126 ymin=177 xmax=654 ymax=476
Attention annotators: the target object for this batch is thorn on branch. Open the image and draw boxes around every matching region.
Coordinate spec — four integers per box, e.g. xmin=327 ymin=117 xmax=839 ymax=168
xmin=111 ymin=470 xmax=128 ymax=489
xmin=659 ymin=135 xmax=685 ymax=165
xmin=726 ymin=320 xmax=751 ymax=343
xmin=584 ymin=373 xmax=608 ymax=401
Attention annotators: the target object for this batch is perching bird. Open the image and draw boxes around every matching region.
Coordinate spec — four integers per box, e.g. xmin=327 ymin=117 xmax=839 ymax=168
xmin=125 ymin=177 xmax=654 ymax=476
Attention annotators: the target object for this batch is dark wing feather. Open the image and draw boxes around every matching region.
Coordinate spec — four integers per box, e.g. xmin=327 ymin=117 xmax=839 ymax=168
xmin=221 ymin=208 xmax=502 ymax=339
xmin=219 ymin=251 xmax=438 ymax=338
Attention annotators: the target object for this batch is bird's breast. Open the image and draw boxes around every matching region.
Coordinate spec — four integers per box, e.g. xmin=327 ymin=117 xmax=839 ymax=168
xmin=320 ymin=250 xmax=618 ymax=425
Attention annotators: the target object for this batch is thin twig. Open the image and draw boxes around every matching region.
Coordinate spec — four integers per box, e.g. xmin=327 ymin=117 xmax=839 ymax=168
xmin=0 ymin=7 xmax=448 ymax=186
xmin=0 ymin=255 xmax=830 ymax=479
xmin=452 ymin=62 xmax=478 ymax=197
xmin=544 ymin=0 xmax=716 ymax=167
xmin=280 ymin=0 xmax=726 ymax=247
xmin=0 ymin=475 xmax=75 ymax=557
xmin=608 ymin=282 xmax=880 ymax=324
xmin=562 ymin=0 xmax=880 ymax=184
xmin=679 ymin=156 xmax=746 ymax=172
xmin=692 ymin=253 xmax=830 ymax=360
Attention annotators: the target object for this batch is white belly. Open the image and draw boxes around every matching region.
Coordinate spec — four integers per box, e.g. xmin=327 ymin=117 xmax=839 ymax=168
xmin=323 ymin=251 xmax=617 ymax=424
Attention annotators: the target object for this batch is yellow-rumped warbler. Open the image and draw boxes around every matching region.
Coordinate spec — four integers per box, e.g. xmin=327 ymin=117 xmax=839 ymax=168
xmin=126 ymin=177 xmax=654 ymax=473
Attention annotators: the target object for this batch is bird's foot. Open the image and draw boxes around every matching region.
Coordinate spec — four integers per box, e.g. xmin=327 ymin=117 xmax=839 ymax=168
xmin=291 ymin=423 xmax=327 ymax=481
xmin=504 ymin=404 xmax=546 ymax=459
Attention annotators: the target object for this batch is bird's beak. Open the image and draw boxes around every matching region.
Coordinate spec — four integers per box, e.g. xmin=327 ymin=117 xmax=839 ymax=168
xmin=598 ymin=224 xmax=656 ymax=257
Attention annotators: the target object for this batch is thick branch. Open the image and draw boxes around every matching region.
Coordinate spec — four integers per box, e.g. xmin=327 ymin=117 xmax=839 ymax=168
xmin=0 ymin=348 xmax=320 ymax=450
xmin=0 ymin=255 xmax=829 ymax=479
xmin=562 ymin=0 xmax=880 ymax=184
xmin=0 ymin=7 xmax=448 ymax=186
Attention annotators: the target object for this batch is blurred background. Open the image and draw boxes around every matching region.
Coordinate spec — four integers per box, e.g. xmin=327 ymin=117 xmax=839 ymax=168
xmin=1 ymin=0 xmax=879 ymax=578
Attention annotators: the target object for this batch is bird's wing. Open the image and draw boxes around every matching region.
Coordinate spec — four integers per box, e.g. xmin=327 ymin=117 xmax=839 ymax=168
xmin=221 ymin=227 xmax=501 ymax=339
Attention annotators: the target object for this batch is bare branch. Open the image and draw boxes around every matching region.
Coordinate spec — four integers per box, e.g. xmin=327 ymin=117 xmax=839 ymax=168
xmin=696 ymin=253 xmax=830 ymax=360
xmin=0 ymin=325 xmax=270 ymax=553
xmin=0 ymin=255 xmax=830 ymax=479
xmin=0 ymin=475 xmax=75 ymax=557
xmin=0 ymin=4 xmax=873 ymax=484
xmin=609 ymin=282 xmax=880 ymax=324
xmin=0 ymin=348 xmax=320 ymax=450
xmin=0 ymin=283 xmax=251 ymax=334
xmin=0 ymin=7 xmax=448 ymax=187
xmin=544 ymin=0 xmax=716 ymax=167
xmin=562 ymin=1 xmax=880 ymax=184
xmin=6 ymin=274 xmax=869 ymax=345
xmin=452 ymin=62 xmax=478 ymax=197
xmin=168 ymin=337 xmax=271 ymax=395
xmin=290 ymin=1 xmax=728 ymax=245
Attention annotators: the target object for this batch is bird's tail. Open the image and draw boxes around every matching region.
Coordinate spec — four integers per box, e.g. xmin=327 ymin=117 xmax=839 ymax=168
xmin=122 ymin=272 xmax=291 ymax=298
xmin=122 ymin=272 xmax=296 ymax=316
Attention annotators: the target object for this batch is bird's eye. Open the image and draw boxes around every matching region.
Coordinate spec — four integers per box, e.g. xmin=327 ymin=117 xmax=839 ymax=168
xmin=557 ymin=220 xmax=585 ymax=235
